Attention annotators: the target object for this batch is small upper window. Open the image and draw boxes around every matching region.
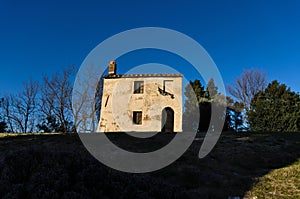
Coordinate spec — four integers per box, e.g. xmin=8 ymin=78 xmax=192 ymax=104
xmin=163 ymin=80 xmax=173 ymax=92
xmin=133 ymin=111 xmax=142 ymax=125
xmin=134 ymin=81 xmax=144 ymax=94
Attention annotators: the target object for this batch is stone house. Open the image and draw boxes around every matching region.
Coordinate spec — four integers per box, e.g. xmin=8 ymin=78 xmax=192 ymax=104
xmin=98 ymin=61 xmax=182 ymax=132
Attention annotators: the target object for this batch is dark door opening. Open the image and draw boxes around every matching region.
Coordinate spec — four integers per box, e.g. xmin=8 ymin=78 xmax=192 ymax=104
xmin=161 ymin=107 xmax=174 ymax=132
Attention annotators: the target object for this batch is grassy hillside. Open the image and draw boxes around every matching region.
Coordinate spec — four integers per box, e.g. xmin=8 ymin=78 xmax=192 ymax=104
xmin=0 ymin=132 xmax=299 ymax=198
xmin=245 ymin=158 xmax=300 ymax=198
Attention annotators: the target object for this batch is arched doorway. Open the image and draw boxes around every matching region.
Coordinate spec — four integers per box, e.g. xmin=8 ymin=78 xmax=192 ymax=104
xmin=161 ymin=107 xmax=174 ymax=132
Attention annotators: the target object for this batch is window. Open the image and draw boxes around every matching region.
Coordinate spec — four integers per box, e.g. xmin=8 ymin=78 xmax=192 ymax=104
xmin=163 ymin=80 xmax=173 ymax=92
xmin=134 ymin=81 xmax=144 ymax=94
xmin=133 ymin=111 xmax=142 ymax=125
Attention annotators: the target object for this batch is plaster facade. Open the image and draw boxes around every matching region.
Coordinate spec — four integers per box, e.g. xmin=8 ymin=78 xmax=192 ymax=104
xmin=98 ymin=74 xmax=182 ymax=132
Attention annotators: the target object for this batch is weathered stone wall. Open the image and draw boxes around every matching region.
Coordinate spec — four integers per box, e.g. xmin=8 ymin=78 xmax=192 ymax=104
xmin=98 ymin=76 xmax=182 ymax=132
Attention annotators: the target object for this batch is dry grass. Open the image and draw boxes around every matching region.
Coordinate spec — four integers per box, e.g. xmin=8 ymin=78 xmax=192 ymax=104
xmin=245 ymin=159 xmax=300 ymax=199
xmin=0 ymin=132 xmax=63 ymax=138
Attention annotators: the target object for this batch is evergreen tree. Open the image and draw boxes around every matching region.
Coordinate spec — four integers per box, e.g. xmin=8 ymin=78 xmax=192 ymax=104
xmin=206 ymin=78 xmax=218 ymax=99
xmin=0 ymin=98 xmax=6 ymax=132
xmin=183 ymin=80 xmax=206 ymax=132
xmin=183 ymin=79 xmax=228 ymax=132
xmin=225 ymin=97 xmax=244 ymax=131
xmin=248 ymin=80 xmax=300 ymax=132
xmin=0 ymin=121 xmax=7 ymax=132
xmin=36 ymin=115 xmax=60 ymax=133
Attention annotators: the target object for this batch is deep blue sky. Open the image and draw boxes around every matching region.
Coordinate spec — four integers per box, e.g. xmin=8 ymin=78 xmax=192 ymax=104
xmin=0 ymin=0 xmax=300 ymax=94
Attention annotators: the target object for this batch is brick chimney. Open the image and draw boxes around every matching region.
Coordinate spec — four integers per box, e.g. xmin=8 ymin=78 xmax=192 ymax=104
xmin=108 ymin=60 xmax=116 ymax=75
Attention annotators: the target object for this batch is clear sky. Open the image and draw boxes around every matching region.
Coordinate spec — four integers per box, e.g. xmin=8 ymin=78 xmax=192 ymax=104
xmin=0 ymin=0 xmax=300 ymax=95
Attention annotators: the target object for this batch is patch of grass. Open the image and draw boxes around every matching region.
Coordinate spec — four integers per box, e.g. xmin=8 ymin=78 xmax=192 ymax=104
xmin=0 ymin=132 xmax=63 ymax=138
xmin=245 ymin=159 xmax=300 ymax=199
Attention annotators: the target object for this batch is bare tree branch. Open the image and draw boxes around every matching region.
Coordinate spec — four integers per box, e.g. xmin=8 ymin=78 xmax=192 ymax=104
xmin=39 ymin=67 xmax=74 ymax=132
xmin=2 ymin=80 xmax=39 ymax=133
xmin=227 ymin=69 xmax=266 ymax=112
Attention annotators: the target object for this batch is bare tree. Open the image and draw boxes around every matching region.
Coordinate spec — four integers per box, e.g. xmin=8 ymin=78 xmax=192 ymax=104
xmin=227 ymin=69 xmax=266 ymax=112
xmin=72 ymin=64 xmax=105 ymax=132
xmin=3 ymin=80 xmax=39 ymax=133
xmin=1 ymin=96 xmax=15 ymax=132
xmin=39 ymin=67 xmax=74 ymax=132
xmin=37 ymin=77 xmax=57 ymax=132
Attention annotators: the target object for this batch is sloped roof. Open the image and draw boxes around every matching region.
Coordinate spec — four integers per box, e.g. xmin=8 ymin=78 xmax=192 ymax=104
xmin=103 ymin=74 xmax=182 ymax=79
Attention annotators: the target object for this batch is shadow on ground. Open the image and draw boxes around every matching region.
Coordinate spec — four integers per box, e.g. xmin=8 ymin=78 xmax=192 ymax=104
xmin=0 ymin=132 xmax=299 ymax=198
